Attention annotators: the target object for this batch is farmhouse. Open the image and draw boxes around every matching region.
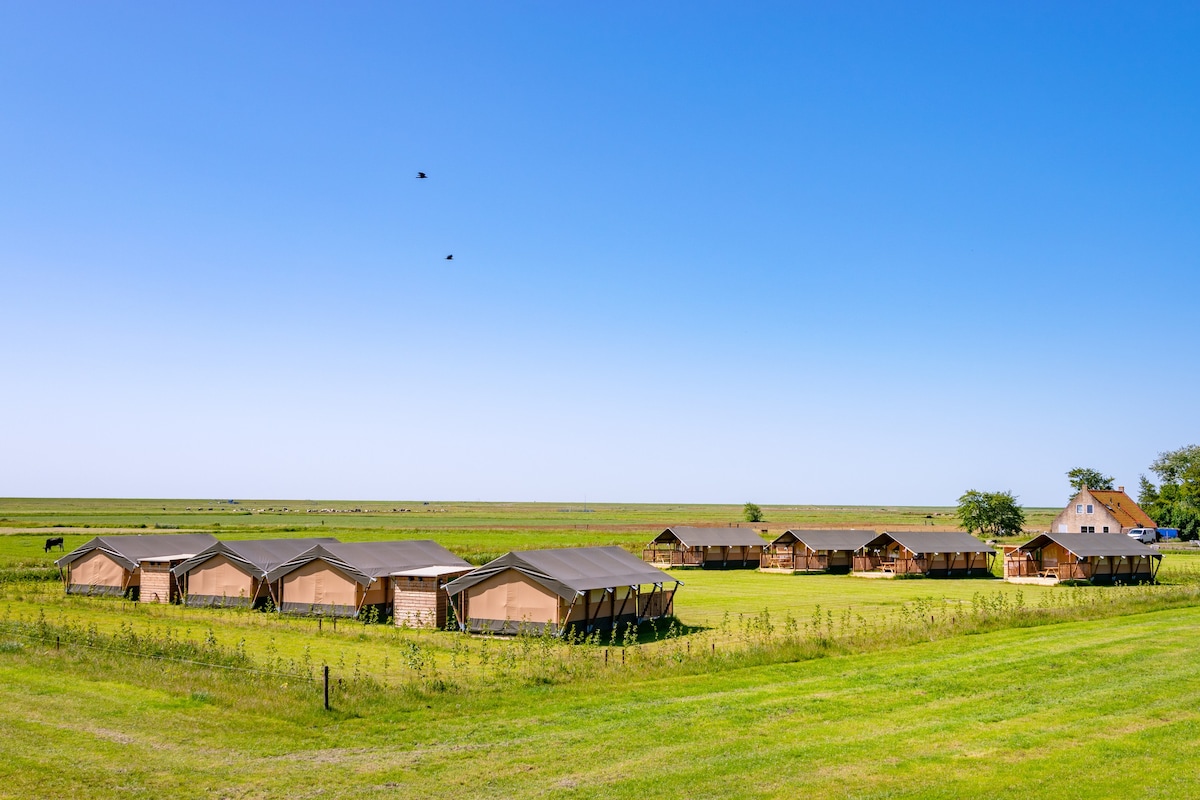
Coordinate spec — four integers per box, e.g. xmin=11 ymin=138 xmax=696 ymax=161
xmin=1050 ymin=485 xmax=1156 ymax=534
xmin=761 ymin=529 xmax=877 ymax=573
xmin=265 ymin=540 xmax=471 ymax=625
xmin=55 ymin=533 xmax=218 ymax=603
xmin=1003 ymin=532 xmax=1161 ymax=584
xmin=172 ymin=538 xmax=338 ymax=608
xmin=444 ymin=546 xmax=680 ymax=635
xmin=643 ymin=526 xmax=767 ymax=568
xmin=853 ymin=531 xmax=994 ymax=577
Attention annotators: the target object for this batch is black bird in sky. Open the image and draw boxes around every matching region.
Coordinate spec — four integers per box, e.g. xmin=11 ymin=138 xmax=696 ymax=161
xmin=445 ymin=254 xmax=453 ymax=261
xmin=416 ymin=172 xmax=428 ymax=179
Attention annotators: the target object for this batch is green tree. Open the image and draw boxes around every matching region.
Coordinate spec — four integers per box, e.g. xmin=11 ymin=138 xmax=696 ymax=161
xmin=1138 ymin=445 xmax=1200 ymax=540
xmin=1066 ymin=467 xmax=1114 ymax=498
xmin=742 ymin=502 xmax=764 ymax=523
xmin=956 ymin=490 xmax=1026 ymax=538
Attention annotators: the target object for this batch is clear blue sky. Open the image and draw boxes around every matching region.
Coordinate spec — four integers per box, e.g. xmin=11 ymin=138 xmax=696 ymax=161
xmin=1 ymin=3 xmax=1197 ymax=506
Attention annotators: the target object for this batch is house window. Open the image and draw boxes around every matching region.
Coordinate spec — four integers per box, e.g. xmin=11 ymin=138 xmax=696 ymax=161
xmin=1076 ymin=504 xmax=1083 ymax=513
xmin=1086 ymin=504 xmax=1094 ymax=514
xmin=1102 ymin=526 xmax=1109 ymax=533
xmin=1081 ymin=526 xmax=1095 ymax=533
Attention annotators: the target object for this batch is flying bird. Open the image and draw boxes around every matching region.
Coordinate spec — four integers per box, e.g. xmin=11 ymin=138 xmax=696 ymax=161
xmin=445 ymin=254 xmax=453 ymax=261
xmin=416 ymin=172 xmax=428 ymax=179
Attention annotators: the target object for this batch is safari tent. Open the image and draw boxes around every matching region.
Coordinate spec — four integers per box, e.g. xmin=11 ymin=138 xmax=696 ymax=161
xmin=444 ymin=546 xmax=680 ymax=635
xmin=643 ymin=526 xmax=767 ymax=568
xmin=265 ymin=540 xmax=471 ymax=624
xmin=55 ymin=533 xmax=218 ymax=603
xmin=1003 ymin=532 xmax=1161 ymax=584
xmin=853 ymin=531 xmax=994 ymax=577
xmin=172 ymin=538 xmax=338 ymax=608
xmin=762 ymin=529 xmax=877 ymax=573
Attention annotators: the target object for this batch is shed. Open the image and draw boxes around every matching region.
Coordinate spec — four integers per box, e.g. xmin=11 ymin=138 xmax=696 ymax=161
xmin=643 ymin=526 xmax=767 ymax=568
xmin=266 ymin=540 xmax=471 ymax=625
xmin=172 ymin=538 xmax=338 ymax=608
xmin=1003 ymin=533 xmax=1161 ymax=584
xmin=853 ymin=531 xmax=994 ymax=577
xmin=55 ymin=533 xmax=218 ymax=603
xmin=444 ymin=546 xmax=681 ymax=635
xmin=762 ymin=530 xmax=877 ymax=573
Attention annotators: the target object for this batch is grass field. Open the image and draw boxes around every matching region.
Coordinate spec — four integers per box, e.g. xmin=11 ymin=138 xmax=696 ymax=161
xmin=3 ymin=499 xmax=1197 ymax=798
xmin=3 ymin=604 xmax=1199 ymax=798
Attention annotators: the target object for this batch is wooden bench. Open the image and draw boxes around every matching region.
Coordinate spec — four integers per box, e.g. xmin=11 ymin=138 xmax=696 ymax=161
xmin=1037 ymin=566 xmax=1059 ymax=579
xmin=879 ymin=562 xmax=896 ymax=574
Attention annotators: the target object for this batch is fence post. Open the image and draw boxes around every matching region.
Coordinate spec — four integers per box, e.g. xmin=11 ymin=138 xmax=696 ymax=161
xmin=318 ymin=617 xmax=322 ymax=632
xmin=56 ymin=635 xmax=60 ymax=651
xmin=323 ymin=665 xmax=330 ymax=711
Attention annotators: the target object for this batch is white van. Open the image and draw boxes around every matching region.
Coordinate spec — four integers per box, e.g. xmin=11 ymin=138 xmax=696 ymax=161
xmin=1127 ymin=528 xmax=1158 ymax=544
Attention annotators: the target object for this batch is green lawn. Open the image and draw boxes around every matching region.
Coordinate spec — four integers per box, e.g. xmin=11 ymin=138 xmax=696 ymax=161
xmin=2 ymin=604 xmax=1198 ymax=798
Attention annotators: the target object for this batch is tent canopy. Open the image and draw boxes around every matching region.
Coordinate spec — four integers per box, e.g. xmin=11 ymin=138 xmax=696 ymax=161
xmin=863 ymin=531 xmax=994 ymax=555
xmin=445 ymin=546 xmax=678 ymax=602
xmin=172 ymin=538 xmax=339 ymax=579
xmin=1016 ymin=532 xmax=1162 ymax=559
xmin=265 ymin=540 xmax=470 ymax=586
xmin=56 ymin=533 xmax=218 ymax=571
xmin=772 ymin=529 xmax=877 ymax=551
xmin=652 ymin=527 xmax=768 ymax=548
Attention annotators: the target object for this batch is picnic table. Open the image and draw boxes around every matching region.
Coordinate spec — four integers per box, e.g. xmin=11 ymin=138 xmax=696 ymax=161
xmin=1037 ymin=566 xmax=1059 ymax=579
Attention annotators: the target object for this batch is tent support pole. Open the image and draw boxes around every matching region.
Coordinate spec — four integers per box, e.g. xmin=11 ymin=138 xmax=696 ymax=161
xmin=559 ymin=593 xmax=581 ymax=639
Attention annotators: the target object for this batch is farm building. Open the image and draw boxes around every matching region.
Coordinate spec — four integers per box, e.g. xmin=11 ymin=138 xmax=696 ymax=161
xmin=761 ymin=529 xmax=877 ymax=573
xmin=853 ymin=531 xmax=995 ymax=577
xmin=1003 ymin=532 xmax=1161 ymax=584
xmin=1050 ymin=485 xmax=1155 ymax=534
xmin=265 ymin=540 xmax=471 ymax=625
xmin=643 ymin=526 xmax=767 ymax=568
xmin=444 ymin=546 xmax=680 ymax=635
xmin=172 ymin=538 xmax=338 ymax=608
xmin=55 ymin=533 xmax=218 ymax=603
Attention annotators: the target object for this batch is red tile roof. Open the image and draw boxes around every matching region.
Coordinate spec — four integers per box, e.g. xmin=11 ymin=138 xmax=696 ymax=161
xmin=1088 ymin=489 xmax=1156 ymax=529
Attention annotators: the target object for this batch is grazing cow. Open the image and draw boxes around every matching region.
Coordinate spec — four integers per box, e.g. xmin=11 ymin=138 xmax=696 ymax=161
xmin=44 ymin=536 xmax=65 ymax=553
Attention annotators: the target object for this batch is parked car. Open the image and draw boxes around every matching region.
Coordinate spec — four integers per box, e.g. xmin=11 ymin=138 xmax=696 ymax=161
xmin=1127 ymin=527 xmax=1158 ymax=544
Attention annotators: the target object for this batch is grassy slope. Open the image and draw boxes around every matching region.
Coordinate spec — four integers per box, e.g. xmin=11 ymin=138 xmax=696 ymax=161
xmin=2 ymin=605 xmax=1198 ymax=799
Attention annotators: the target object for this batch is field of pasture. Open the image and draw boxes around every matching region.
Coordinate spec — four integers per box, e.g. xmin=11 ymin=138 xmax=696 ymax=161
xmin=1 ymin=499 xmax=1197 ymax=798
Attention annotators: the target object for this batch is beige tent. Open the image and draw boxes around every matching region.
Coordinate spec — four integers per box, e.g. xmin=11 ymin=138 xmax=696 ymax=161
xmin=643 ymin=527 xmax=767 ymax=568
xmin=444 ymin=546 xmax=681 ymax=635
xmin=56 ymin=534 xmax=218 ymax=602
xmin=1003 ymin=533 xmax=1161 ymax=584
xmin=172 ymin=538 xmax=338 ymax=608
xmin=762 ymin=530 xmax=876 ymax=573
xmin=266 ymin=541 xmax=471 ymax=621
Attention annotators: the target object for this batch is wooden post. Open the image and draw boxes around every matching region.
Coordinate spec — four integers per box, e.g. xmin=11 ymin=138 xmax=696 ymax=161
xmin=318 ymin=617 xmax=322 ymax=632
xmin=332 ymin=616 xmax=337 ymax=632
xmin=56 ymin=635 xmax=60 ymax=651
xmin=605 ymin=649 xmax=608 ymax=665
xmin=323 ymin=665 xmax=330 ymax=711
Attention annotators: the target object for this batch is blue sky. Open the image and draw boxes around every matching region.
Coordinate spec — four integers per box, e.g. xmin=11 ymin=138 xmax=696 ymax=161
xmin=1 ymin=2 xmax=1197 ymax=505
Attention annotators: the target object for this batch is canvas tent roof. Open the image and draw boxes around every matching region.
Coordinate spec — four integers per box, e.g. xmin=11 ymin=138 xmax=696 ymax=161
xmin=653 ymin=527 xmax=768 ymax=547
xmin=172 ymin=538 xmax=340 ymax=579
xmin=264 ymin=540 xmax=471 ymax=586
xmin=1017 ymin=532 xmax=1161 ymax=559
xmin=773 ymin=529 xmax=877 ymax=551
xmin=444 ymin=546 xmax=678 ymax=602
xmin=864 ymin=531 xmax=994 ymax=555
xmin=56 ymin=533 xmax=218 ymax=571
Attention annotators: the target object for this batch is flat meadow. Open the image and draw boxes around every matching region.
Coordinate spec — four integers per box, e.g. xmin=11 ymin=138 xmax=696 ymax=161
xmin=2 ymin=499 xmax=1199 ymax=799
